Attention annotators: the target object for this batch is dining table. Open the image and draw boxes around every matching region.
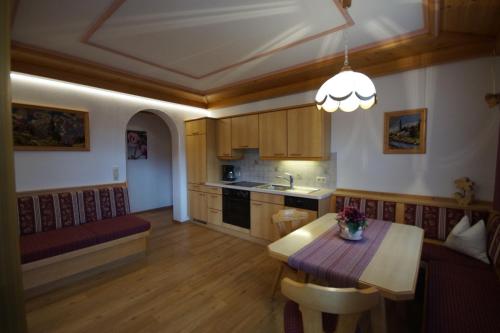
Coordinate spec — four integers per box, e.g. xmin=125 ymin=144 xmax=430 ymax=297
xmin=268 ymin=213 xmax=424 ymax=332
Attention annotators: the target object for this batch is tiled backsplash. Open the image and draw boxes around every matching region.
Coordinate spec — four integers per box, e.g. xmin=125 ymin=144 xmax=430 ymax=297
xmin=217 ymin=149 xmax=337 ymax=189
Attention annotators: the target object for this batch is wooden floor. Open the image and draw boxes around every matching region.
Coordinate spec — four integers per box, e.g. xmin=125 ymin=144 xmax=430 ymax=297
xmin=25 ymin=208 xmax=288 ymax=333
xmin=26 ymin=208 xmax=423 ymax=333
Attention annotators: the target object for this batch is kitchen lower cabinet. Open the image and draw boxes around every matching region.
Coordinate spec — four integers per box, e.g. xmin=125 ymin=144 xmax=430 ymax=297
xmin=250 ymin=201 xmax=284 ymax=241
xmin=189 ymin=190 xmax=208 ymax=222
xmin=207 ymin=208 xmax=222 ymax=225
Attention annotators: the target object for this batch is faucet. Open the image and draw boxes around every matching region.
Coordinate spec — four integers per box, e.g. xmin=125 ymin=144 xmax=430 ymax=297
xmin=276 ymin=172 xmax=294 ymax=189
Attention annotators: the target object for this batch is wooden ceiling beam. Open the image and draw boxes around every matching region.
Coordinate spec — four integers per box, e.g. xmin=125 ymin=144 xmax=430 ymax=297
xmin=208 ymin=39 xmax=494 ymax=109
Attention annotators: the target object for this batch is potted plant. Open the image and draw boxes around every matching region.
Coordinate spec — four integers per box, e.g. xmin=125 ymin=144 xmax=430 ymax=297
xmin=337 ymin=206 xmax=368 ymax=240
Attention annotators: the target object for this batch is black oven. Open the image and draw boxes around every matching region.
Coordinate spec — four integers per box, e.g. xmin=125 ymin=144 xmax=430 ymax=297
xmin=222 ymin=188 xmax=250 ymax=229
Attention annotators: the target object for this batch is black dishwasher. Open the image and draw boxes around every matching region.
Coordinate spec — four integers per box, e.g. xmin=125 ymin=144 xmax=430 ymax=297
xmin=222 ymin=188 xmax=250 ymax=229
xmin=284 ymin=196 xmax=318 ymax=211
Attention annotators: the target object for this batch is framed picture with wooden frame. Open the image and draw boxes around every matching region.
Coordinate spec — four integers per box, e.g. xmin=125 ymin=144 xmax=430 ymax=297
xmin=383 ymin=108 xmax=427 ymax=154
xmin=12 ymin=103 xmax=90 ymax=151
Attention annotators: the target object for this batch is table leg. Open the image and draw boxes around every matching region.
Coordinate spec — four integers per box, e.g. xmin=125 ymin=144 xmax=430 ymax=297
xmin=370 ymin=295 xmax=387 ymax=333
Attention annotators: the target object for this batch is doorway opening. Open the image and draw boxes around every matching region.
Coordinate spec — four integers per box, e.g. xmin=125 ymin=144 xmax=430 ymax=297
xmin=126 ymin=111 xmax=173 ymax=213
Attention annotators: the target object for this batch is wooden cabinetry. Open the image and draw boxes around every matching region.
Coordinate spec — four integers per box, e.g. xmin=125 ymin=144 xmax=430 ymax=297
xmin=287 ymin=106 xmax=331 ymax=159
xmin=185 ymin=118 xmax=217 ymax=184
xmin=216 ymin=118 xmax=242 ymax=159
xmin=185 ymin=118 xmax=206 ymax=135
xmin=250 ymin=192 xmax=284 ymax=241
xmin=250 ymin=201 xmax=284 ymax=241
xmin=259 ymin=110 xmax=287 ymax=158
xmin=189 ymin=190 xmax=208 ymax=222
xmin=231 ymin=114 xmax=259 ymax=149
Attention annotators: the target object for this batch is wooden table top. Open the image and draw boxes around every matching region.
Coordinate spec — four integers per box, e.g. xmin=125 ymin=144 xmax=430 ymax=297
xmin=268 ymin=213 xmax=424 ymax=301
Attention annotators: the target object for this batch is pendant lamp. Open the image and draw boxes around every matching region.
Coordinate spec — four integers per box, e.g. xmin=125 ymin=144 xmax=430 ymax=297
xmin=315 ymin=29 xmax=377 ymax=113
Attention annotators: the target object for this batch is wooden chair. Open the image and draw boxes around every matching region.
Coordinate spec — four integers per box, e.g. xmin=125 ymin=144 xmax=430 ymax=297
xmin=271 ymin=209 xmax=309 ymax=298
xmin=281 ymin=277 xmax=385 ymax=333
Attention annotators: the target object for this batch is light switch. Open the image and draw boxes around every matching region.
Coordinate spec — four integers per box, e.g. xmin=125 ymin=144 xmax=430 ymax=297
xmin=112 ymin=166 xmax=119 ymax=181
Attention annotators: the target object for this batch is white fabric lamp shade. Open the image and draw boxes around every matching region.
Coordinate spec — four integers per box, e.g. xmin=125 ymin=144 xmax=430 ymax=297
xmin=315 ymin=69 xmax=377 ymax=112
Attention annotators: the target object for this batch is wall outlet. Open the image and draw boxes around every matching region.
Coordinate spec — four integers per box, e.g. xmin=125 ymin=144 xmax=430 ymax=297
xmin=112 ymin=166 xmax=120 ymax=181
xmin=316 ymin=176 xmax=327 ymax=184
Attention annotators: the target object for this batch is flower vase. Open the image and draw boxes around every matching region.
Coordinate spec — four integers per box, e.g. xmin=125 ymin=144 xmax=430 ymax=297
xmin=339 ymin=223 xmax=364 ymax=241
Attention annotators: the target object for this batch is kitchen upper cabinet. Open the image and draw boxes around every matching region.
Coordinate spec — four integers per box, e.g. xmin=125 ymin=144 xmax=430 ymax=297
xmin=186 ymin=134 xmax=206 ymax=184
xmin=287 ymin=106 xmax=331 ymax=159
xmin=185 ymin=119 xmax=206 ymax=135
xmin=216 ymin=118 xmax=242 ymax=159
xmin=250 ymin=201 xmax=284 ymax=241
xmin=185 ymin=118 xmax=217 ymax=184
xmin=189 ymin=190 xmax=208 ymax=222
xmin=231 ymin=114 xmax=259 ymax=149
xmin=259 ymin=111 xmax=287 ymax=159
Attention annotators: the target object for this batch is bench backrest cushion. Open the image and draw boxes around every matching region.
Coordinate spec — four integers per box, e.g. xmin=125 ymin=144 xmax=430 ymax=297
xmin=487 ymin=212 xmax=500 ymax=270
xmin=404 ymin=204 xmax=489 ymax=241
xmin=18 ymin=185 xmax=130 ymax=235
xmin=335 ymin=196 xmax=397 ymax=222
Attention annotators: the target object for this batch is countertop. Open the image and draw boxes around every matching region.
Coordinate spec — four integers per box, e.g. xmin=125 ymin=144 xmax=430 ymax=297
xmin=205 ymin=181 xmax=334 ymax=200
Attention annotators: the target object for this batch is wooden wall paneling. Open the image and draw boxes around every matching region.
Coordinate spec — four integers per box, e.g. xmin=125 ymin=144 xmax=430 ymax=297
xmin=0 ymin=0 xmax=28 ymax=331
xmin=441 ymin=0 xmax=500 ymax=36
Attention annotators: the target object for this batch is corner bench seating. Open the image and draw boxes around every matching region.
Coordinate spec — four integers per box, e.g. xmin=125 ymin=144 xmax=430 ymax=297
xmin=17 ymin=183 xmax=151 ymax=291
xmin=333 ymin=190 xmax=499 ymax=333
xmin=422 ymin=213 xmax=500 ymax=333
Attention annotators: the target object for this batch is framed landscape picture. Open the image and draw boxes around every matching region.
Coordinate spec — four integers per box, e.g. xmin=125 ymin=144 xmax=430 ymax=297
xmin=384 ymin=108 xmax=427 ymax=154
xmin=127 ymin=130 xmax=148 ymax=160
xmin=12 ymin=103 xmax=90 ymax=151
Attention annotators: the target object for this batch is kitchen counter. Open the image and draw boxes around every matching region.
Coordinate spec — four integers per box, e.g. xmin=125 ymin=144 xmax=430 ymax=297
xmin=205 ymin=181 xmax=334 ymax=200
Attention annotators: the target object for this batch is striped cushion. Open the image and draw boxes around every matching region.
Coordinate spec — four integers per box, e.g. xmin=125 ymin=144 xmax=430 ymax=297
xmin=425 ymin=262 xmax=500 ymax=333
xmin=487 ymin=212 xmax=500 ymax=270
xmin=17 ymin=186 xmax=131 ymax=235
xmin=17 ymin=192 xmax=80 ymax=236
xmin=335 ymin=196 xmax=397 ymax=222
xmin=404 ymin=204 xmax=489 ymax=241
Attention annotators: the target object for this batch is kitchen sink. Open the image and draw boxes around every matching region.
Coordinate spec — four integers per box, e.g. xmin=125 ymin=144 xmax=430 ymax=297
xmin=255 ymin=184 xmax=319 ymax=194
xmin=256 ymin=184 xmax=290 ymax=191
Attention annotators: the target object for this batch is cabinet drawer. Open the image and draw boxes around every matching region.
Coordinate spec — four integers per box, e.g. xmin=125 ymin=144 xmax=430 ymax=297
xmin=207 ymin=194 xmax=222 ymax=210
xmin=202 ymin=186 xmax=222 ymax=195
xmin=185 ymin=119 xmax=206 ymax=135
xmin=188 ymin=184 xmax=204 ymax=192
xmin=251 ymin=192 xmax=284 ymax=205
xmin=207 ymin=208 xmax=222 ymax=225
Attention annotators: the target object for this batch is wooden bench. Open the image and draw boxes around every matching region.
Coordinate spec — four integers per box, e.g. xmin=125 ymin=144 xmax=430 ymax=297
xmin=17 ymin=183 xmax=151 ymax=293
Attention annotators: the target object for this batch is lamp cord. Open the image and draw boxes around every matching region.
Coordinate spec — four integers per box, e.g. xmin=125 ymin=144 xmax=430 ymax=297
xmin=343 ymin=30 xmax=349 ymax=66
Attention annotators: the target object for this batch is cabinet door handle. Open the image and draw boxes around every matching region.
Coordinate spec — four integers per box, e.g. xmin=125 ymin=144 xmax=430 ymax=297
xmin=290 ymin=153 xmax=302 ymax=156
xmin=240 ymin=145 xmax=249 ymax=148
xmin=192 ymin=131 xmax=200 ymax=135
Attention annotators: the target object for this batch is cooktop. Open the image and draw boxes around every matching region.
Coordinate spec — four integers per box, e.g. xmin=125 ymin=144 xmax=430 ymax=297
xmin=228 ymin=181 xmax=266 ymax=188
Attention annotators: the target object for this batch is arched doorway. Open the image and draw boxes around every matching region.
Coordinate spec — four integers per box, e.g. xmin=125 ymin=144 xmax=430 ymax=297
xmin=126 ymin=111 xmax=173 ymax=214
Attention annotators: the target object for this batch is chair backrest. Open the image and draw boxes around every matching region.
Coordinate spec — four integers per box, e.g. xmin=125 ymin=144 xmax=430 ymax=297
xmin=281 ymin=278 xmax=382 ymax=333
xmin=272 ymin=210 xmax=308 ymax=238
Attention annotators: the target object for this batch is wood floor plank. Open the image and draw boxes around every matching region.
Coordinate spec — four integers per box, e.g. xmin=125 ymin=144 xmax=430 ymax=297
xmin=25 ymin=208 xmax=286 ymax=333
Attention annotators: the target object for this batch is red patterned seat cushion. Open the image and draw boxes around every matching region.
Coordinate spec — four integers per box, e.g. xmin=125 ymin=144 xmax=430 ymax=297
xmin=425 ymin=262 xmax=500 ymax=333
xmin=20 ymin=226 xmax=97 ymax=264
xmin=422 ymin=243 xmax=492 ymax=271
xmin=284 ymin=300 xmax=337 ymax=333
xmin=82 ymin=215 xmax=151 ymax=243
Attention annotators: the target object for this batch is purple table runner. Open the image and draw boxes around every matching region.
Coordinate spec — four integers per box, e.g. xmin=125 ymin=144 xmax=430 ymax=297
xmin=288 ymin=219 xmax=392 ymax=288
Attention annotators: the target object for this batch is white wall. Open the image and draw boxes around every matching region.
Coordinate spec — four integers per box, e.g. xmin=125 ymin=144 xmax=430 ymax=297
xmin=214 ymin=57 xmax=500 ymax=200
xmin=11 ymin=73 xmax=210 ymax=222
xmin=126 ymin=112 xmax=173 ymax=212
